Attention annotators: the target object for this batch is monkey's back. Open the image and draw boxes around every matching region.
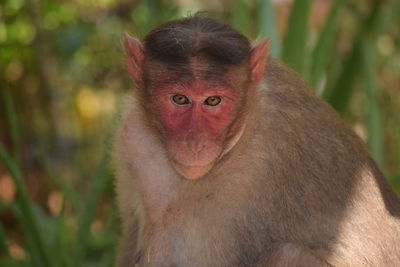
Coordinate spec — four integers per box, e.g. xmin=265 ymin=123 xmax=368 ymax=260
xmin=247 ymin=59 xmax=400 ymax=265
xmin=114 ymin=59 xmax=400 ymax=267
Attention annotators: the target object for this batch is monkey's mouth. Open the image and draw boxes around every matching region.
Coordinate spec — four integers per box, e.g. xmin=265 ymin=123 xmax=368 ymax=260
xmin=173 ymin=159 xmax=213 ymax=167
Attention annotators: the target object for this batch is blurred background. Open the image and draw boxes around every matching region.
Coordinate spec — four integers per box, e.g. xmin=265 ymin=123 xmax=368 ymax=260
xmin=0 ymin=0 xmax=399 ymax=266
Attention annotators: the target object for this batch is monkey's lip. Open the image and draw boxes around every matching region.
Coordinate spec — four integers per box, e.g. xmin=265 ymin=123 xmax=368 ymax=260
xmin=172 ymin=161 xmax=214 ymax=179
xmin=173 ymin=161 xmax=213 ymax=168
xmin=171 ymin=154 xmax=216 ymax=168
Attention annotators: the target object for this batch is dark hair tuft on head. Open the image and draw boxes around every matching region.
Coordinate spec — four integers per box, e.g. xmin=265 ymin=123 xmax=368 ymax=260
xmin=143 ymin=15 xmax=251 ymax=65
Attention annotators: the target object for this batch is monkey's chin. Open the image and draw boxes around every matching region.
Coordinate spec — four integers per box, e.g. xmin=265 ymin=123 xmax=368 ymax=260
xmin=172 ymin=162 xmax=213 ymax=180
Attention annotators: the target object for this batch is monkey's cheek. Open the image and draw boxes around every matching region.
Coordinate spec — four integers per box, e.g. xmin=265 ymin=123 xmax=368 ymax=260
xmin=172 ymin=162 xmax=214 ymax=180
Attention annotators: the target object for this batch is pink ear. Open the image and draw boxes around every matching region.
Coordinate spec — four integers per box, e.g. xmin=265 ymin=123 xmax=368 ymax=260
xmin=249 ymin=39 xmax=270 ymax=84
xmin=123 ymin=33 xmax=145 ymax=85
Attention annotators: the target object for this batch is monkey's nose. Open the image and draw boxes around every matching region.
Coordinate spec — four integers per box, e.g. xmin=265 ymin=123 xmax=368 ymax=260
xmin=187 ymin=140 xmax=205 ymax=154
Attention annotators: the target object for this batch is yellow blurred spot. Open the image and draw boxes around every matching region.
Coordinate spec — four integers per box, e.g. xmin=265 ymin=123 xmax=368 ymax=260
xmin=59 ymin=4 xmax=77 ymax=23
xmin=10 ymin=20 xmax=36 ymax=44
xmin=47 ymin=191 xmax=64 ymax=215
xmin=91 ymin=219 xmax=104 ymax=235
xmin=18 ymin=22 xmax=35 ymax=45
xmin=5 ymin=60 xmax=23 ymax=82
xmin=9 ymin=241 xmax=26 ymax=260
xmin=0 ymin=174 xmax=16 ymax=204
xmin=377 ymin=35 xmax=395 ymax=56
xmin=76 ymin=87 xmax=100 ymax=120
xmin=9 ymin=0 xmax=24 ymax=11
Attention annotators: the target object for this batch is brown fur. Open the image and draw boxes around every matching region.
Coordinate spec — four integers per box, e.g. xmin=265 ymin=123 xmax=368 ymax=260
xmin=258 ymin=243 xmax=330 ymax=266
xmin=115 ymin=60 xmax=400 ymax=266
xmin=115 ymin=17 xmax=400 ymax=266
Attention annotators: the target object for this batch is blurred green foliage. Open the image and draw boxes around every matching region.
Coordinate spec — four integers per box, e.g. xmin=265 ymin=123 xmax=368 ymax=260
xmin=0 ymin=0 xmax=399 ymax=266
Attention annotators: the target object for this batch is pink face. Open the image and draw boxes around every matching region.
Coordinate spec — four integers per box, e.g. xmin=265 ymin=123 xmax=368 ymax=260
xmin=151 ymin=79 xmax=240 ymax=178
xmin=123 ymin=33 xmax=269 ymax=179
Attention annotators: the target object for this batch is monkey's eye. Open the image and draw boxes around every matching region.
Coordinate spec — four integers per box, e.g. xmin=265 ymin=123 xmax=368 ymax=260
xmin=172 ymin=94 xmax=190 ymax=105
xmin=204 ymin=96 xmax=222 ymax=106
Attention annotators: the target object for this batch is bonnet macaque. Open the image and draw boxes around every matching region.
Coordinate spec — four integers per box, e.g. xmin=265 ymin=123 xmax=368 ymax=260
xmin=114 ymin=16 xmax=400 ymax=266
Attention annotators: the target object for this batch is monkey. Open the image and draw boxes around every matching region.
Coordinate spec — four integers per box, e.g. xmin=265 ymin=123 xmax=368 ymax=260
xmin=114 ymin=16 xmax=400 ymax=266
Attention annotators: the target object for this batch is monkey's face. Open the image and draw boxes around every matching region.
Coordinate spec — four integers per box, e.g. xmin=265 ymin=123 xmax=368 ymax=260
xmin=123 ymin=33 xmax=267 ymax=180
xmin=151 ymin=79 xmax=241 ymax=179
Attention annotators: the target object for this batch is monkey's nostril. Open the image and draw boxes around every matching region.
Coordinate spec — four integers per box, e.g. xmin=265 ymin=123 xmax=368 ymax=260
xmin=194 ymin=144 xmax=205 ymax=154
xmin=187 ymin=141 xmax=205 ymax=154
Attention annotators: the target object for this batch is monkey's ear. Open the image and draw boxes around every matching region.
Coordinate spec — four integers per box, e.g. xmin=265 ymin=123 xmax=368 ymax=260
xmin=249 ymin=39 xmax=270 ymax=85
xmin=123 ymin=33 xmax=145 ymax=85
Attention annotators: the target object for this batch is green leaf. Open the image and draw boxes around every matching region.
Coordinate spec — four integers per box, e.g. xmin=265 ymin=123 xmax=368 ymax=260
xmin=257 ymin=0 xmax=281 ymax=58
xmin=309 ymin=0 xmax=345 ymax=88
xmin=0 ymin=223 xmax=8 ymax=256
xmin=324 ymin=1 xmax=386 ymax=112
xmin=0 ymin=145 xmax=52 ymax=267
xmin=42 ymin=159 xmax=80 ymax=211
xmin=49 ymin=198 xmax=70 ymax=267
xmin=72 ymin=151 xmax=111 ymax=266
xmin=3 ymin=89 xmax=20 ymax=162
xmin=281 ymin=0 xmax=312 ymax=74
xmin=361 ymin=41 xmax=384 ymax=167
xmin=323 ymin=44 xmax=362 ymax=112
xmin=232 ymin=0 xmax=248 ymax=34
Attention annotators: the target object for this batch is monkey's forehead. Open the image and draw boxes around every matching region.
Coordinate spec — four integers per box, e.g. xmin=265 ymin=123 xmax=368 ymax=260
xmin=143 ymin=60 xmax=248 ymax=91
